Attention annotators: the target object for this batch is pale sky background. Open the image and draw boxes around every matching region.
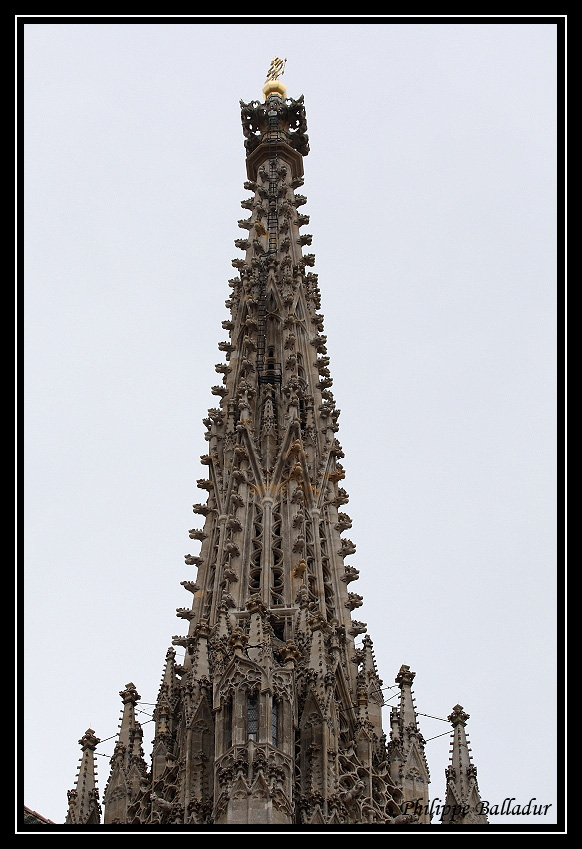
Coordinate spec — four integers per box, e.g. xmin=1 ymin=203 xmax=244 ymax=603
xmin=22 ymin=18 xmax=560 ymax=830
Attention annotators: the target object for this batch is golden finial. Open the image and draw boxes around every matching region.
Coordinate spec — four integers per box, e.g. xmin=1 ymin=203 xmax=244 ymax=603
xmin=265 ymin=57 xmax=287 ymax=83
xmin=263 ymin=57 xmax=287 ymax=100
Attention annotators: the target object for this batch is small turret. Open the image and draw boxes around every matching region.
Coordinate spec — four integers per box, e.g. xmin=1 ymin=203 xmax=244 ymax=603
xmin=441 ymin=704 xmax=488 ymax=824
xmin=388 ymin=665 xmax=431 ymax=822
xmin=65 ymin=728 xmax=101 ymax=824
xmin=102 ymin=683 xmax=148 ymax=824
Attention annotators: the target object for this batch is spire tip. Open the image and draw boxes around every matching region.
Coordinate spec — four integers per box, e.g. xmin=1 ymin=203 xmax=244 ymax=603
xmin=263 ymin=56 xmax=287 ymax=100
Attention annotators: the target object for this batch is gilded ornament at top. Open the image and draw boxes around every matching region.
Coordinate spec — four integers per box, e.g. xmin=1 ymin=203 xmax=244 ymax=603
xmin=263 ymin=56 xmax=287 ymax=100
xmin=265 ymin=56 xmax=287 ymax=82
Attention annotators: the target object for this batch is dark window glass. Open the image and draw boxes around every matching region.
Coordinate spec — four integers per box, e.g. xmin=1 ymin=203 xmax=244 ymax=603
xmin=225 ymin=699 xmax=232 ymax=749
xmin=247 ymin=693 xmax=258 ymax=741
xmin=272 ymin=699 xmax=279 ymax=747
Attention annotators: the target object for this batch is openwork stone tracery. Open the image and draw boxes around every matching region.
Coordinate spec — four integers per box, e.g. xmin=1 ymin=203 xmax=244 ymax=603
xmin=65 ymin=66 xmax=486 ymax=828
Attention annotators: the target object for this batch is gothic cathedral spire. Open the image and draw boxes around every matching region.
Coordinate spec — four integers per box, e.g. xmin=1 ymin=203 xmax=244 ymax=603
xmin=65 ymin=62 xmax=487 ymax=828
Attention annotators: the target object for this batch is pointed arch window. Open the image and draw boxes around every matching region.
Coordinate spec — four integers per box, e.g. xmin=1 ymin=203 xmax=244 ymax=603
xmin=272 ymin=699 xmax=279 ymax=748
xmin=296 ymin=351 xmax=305 ymax=379
xmin=247 ymin=692 xmax=258 ymax=741
xmin=224 ymin=698 xmax=233 ymax=750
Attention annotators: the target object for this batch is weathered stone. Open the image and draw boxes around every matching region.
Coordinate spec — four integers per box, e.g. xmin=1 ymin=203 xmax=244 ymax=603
xmin=65 ymin=66 xmax=487 ymax=830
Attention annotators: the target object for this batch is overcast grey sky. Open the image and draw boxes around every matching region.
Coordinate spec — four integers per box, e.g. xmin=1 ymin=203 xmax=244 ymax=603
xmin=23 ymin=18 xmax=560 ymax=829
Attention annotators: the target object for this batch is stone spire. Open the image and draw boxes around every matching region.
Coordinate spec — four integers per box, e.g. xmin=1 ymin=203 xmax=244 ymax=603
xmin=441 ymin=704 xmax=488 ymax=824
xmin=66 ymin=64 xmax=487 ymax=827
xmin=102 ymin=682 xmax=148 ymax=824
xmin=91 ymin=63 xmax=398 ymax=826
xmin=388 ymin=665 xmax=431 ymax=822
xmin=65 ymin=728 xmax=102 ymax=824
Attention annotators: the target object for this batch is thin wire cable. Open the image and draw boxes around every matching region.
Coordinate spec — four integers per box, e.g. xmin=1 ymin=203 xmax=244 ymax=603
xmin=425 ymin=730 xmax=452 ymax=743
xmin=94 ymin=719 xmax=155 ymax=759
xmin=418 ymin=712 xmax=449 ymax=722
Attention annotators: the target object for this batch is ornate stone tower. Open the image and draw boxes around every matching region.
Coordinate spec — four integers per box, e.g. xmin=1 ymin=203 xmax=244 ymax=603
xmin=441 ymin=705 xmax=488 ymax=824
xmin=64 ymin=61 xmax=484 ymax=828
xmin=65 ymin=729 xmax=102 ymax=825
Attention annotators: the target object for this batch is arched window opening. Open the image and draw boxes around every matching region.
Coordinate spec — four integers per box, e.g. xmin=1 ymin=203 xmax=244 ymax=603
xmin=224 ymin=698 xmax=233 ymax=750
xmin=247 ymin=692 xmax=258 ymax=741
xmin=272 ymin=699 xmax=279 ymax=748
xmin=259 ymin=342 xmax=282 ymax=387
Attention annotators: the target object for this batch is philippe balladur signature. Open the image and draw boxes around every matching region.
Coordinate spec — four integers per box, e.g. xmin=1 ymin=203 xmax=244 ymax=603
xmin=403 ymin=797 xmax=553 ymax=819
